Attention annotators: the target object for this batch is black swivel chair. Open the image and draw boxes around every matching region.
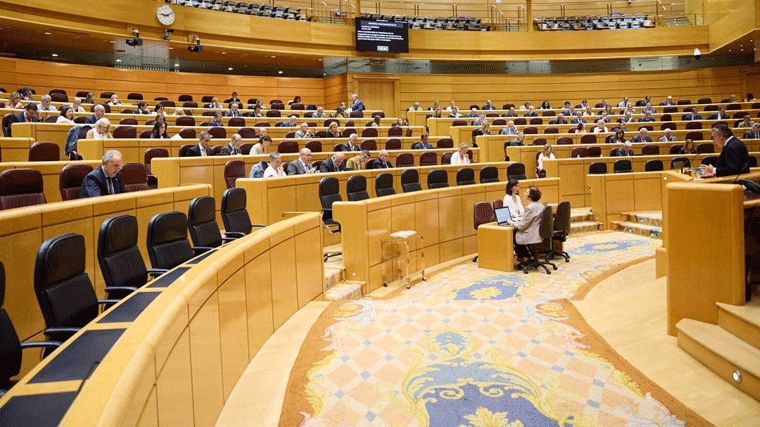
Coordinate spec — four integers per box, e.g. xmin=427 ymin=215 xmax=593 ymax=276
xmin=700 ymin=156 xmax=719 ymax=167
xmin=507 ymin=163 xmax=527 ymax=180
xmin=221 ymin=188 xmax=265 ymax=238
xmin=375 ymin=173 xmax=395 ymax=197
xmin=456 ymin=168 xmax=476 ymax=186
xmin=34 ymin=233 xmax=120 ymax=345
xmin=589 ymin=162 xmax=608 ymax=174
xmin=614 ymin=159 xmax=633 ymax=173
xmin=521 ymin=206 xmax=557 ymax=274
xmin=479 ymin=166 xmax=499 ymax=183
xmin=644 ymin=160 xmax=664 ymax=172
xmin=546 ymin=201 xmax=570 ymax=262
xmin=0 ymin=261 xmax=61 ymax=396
xmin=346 ymin=175 xmax=370 ymax=201
xmin=319 ymin=177 xmax=342 ymax=261
xmin=188 ymin=196 xmax=236 ymax=251
xmin=401 ymin=169 xmax=422 ymax=193
xmin=427 ymin=169 xmax=449 ymax=189
xmin=147 ymin=211 xmax=207 ymax=270
xmin=97 ymin=215 xmax=167 ymax=300
xmin=670 ymin=157 xmax=691 ymax=169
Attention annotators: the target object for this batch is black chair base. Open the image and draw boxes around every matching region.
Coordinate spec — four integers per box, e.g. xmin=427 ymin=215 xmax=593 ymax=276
xmin=324 ymin=251 xmax=342 ymax=262
xmin=522 ymin=245 xmax=557 ymax=274
xmin=546 ymin=250 xmax=570 ymax=262
xmin=473 ymin=255 xmax=478 ymax=262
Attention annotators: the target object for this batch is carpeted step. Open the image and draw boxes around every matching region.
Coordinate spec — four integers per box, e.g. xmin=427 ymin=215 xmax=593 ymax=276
xmin=570 ymin=207 xmax=594 ymax=223
xmin=610 ymin=221 xmax=661 ymax=239
xmin=718 ymin=300 xmax=760 ymax=351
xmin=620 ymin=211 xmax=662 ymax=228
xmin=324 ymin=266 xmax=345 ymax=291
xmin=676 ymin=318 xmax=760 ymax=401
xmin=569 ymin=221 xmax=602 ymax=235
xmin=325 ymin=280 xmax=366 ymax=301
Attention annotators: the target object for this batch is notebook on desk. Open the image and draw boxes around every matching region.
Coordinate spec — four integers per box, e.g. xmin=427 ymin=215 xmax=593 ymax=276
xmin=494 ymin=207 xmax=512 ymax=225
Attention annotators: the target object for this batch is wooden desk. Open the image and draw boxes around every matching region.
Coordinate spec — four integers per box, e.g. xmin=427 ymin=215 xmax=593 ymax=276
xmin=477 ymin=223 xmax=514 ymax=272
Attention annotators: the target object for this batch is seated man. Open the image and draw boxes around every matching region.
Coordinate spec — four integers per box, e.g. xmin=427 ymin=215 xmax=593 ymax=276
xmin=446 ymin=100 xmax=456 ymax=111
xmin=133 ymin=101 xmax=151 ymax=114
xmin=738 ymin=115 xmax=753 ymax=128
xmin=448 ymin=106 xmax=462 ymax=118
xmin=700 ymin=124 xmax=749 ymax=177
xmin=617 ymin=96 xmax=631 ymax=108
xmin=314 ymin=107 xmax=327 ymax=119
xmin=619 ymin=105 xmax=636 ymax=116
xmin=500 ymin=121 xmax=519 ymax=136
xmin=641 ymin=102 xmax=657 ymax=115
xmin=287 ymin=148 xmax=317 ymax=175
xmin=482 ymin=100 xmax=496 ymax=110
xmin=465 ymin=108 xmax=479 ymax=118
xmin=523 ymin=106 xmax=538 ymax=117
xmin=341 ymin=133 xmax=361 ymax=152
xmin=552 ymin=114 xmax=568 ymax=125
xmin=224 ymin=102 xmax=242 ymax=117
xmin=37 ymin=94 xmax=58 ymax=112
xmin=570 ymin=112 xmax=586 ymax=124
xmin=219 ymin=133 xmax=243 ymax=155
xmin=319 ymin=152 xmax=346 ymax=173
xmin=227 ymin=92 xmax=241 ymax=104
xmin=681 ymin=108 xmax=702 ymax=121
xmin=294 ymin=123 xmax=313 ymax=138
xmin=408 ymin=101 xmax=422 ymax=112
xmin=630 ymin=128 xmax=652 ymax=143
xmin=209 ymin=112 xmax=225 ymax=127
xmin=659 ymin=95 xmax=675 ymax=106
xmin=412 ymin=134 xmax=434 ymax=149
xmin=250 ymin=105 xmax=264 ymax=117
xmin=638 ymin=112 xmax=656 ymax=122
xmin=743 ymin=123 xmax=760 ymax=139
xmin=71 ymin=97 xmax=86 ymax=113
xmin=263 ymin=152 xmax=285 ymax=178
xmin=349 ymin=94 xmax=365 ymax=112
xmin=617 ymin=111 xmax=635 ymax=124
xmin=707 ymin=107 xmax=729 ymax=120
xmin=502 ymin=107 xmax=518 ymax=117
xmin=345 ymin=150 xmax=371 ymax=171
xmin=658 ymin=128 xmax=677 ymax=142
xmin=371 ymin=149 xmax=393 ymax=169
xmin=79 ymin=150 xmax=127 ymax=198
xmin=472 ymin=113 xmax=487 ymax=126
xmin=614 ymin=141 xmax=635 ymax=156
xmin=280 ymin=115 xmax=299 ymax=127
xmin=86 ymin=104 xmax=106 ymax=124
xmin=6 ymin=103 xmax=40 ymax=136
xmin=186 ymin=131 xmax=214 ymax=156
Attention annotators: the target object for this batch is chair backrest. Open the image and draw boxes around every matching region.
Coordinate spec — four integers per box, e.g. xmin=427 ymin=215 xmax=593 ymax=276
xmin=685 ymin=121 xmax=702 ymax=130
xmin=523 ymin=127 xmax=538 ymax=135
xmin=28 ymin=142 xmax=60 ymax=162
xmin=493 ymin=199 xmax=504 ymax=211
xmin=228 ymin=117 xmax=245 ymax=127
xmin=571 ymin=147 xmax=588 ymax=158
xmin=614 ymin=159 xmax=632 ymax=173
xmin=580 ymin=134 xmax=597 ymax=144
xmin=696 ymin=143 xmax=714 ymax=153
xmin=375 ymin=173 xmax=395 ymax=197
xmin=538 ymin=206 xmax=554 ymax=240
xmin=749 ymin=156 xmax=758 ymax=168
xmin=97 ymin=215 xmax=149 ymax=292
xmin=554 ymin=201 xmax=570 ymax=233
xmin=0 ymin=169 xmax=46 ymax=210
xmin=224 ymin=160 xmax=245 ymax=188
xmin=144 ymin=147 xmax=169 ymax=170
xmin=341 ymin=128 xmax=356 ymax=138
xmin=277 ymin=140 xmax=299 ymax=153
xmin=318 ymin=177 xmax=341 ymax=222
xmin=361 ymin=127 xmax=378 ymax=138
xmin=34 ymin=233 xmax=98 ymax=335
xmin=697 ymin=97 xmax=712 ymax=104
xmin=427 ymin=169 xmax=449 ymax=189
xmin=385 ymin=138 xmax=401 ymax=150
xmin=188 ymin=196 xmax=223 ymax=249
xmin=388 ymin=126 xmax=403 ymax=137
xmin=419 ymin=151 xmax=437 ymax=166
xmin=436 ymin=138 xmax=453 ymax=149
xmin=238 ymin=127 xmax=256 ymax=139
xmin=529 ymin=117 xmax=543 ymax=125
xmin=589 ymin=162 xmax=607 ymax=174
xmin=670 ymin=157 xmax=691 ymax=169
xmin=59 ymin=164 xmax=93 ymax=201
xmin=452 ymin=120 xmax=467 ymax=127
xmin=456 ymin=168 xmax=476 ymax=186
xmin=113 ymin=125 xmax=136 ymax=139
xmin=119 ymin=117 xmax=138 ymax=125
xmin=401 ymin=169 xmax=422 ymax=193
xmin=396 ymin=153 xmax=414 ymax=167
xmin=346 ymin=175 xmax=369 ymax=201
xmin=179 ymin=128 xmax=196 ymax=139
xmin=208 ymin=127 xmax=226 ymax=139
xmin=178 ymin=94 xmax=193 ymax=102
xmin=507 ymin=163 xmax=527 ymax=180
xmin=120 ymin=163 xmax=149 ymax=192
xmin=479 ymin=165 xmax=499 ymax=183
xmin=543 ymin=127 xmax=558 ymax=134
xmin=222 ymin=188 xmax=254 ymax=235
xmin=0 ymin=260 xmax=25 ymax=387
xmin=700 ymin=156 xmax=719 ymax=167
xmin=685 ymin=131 xmax=704 ymax=141
xmin=147 ymin=211 xmax=195 ymax=270
xmin=176 ymin=116 xmax=195 ymax=126
xmin=440 ymin=152 xmax=453 ymax=164
xmin=473 ymin=201 xmax=495 ymax=230
xmin=645 ymin=159 xmax=664 ymax=171
xmin=556 ymin=136 xmax=573 ymax=145
xmin=127 ymin=93 xmax=143 ymax=100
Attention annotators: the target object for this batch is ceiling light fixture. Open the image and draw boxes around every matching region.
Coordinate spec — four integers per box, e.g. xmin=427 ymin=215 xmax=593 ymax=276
xmin=52 ymin=53 xmax=58 ymax=57
xmin=278 ymin=71 xmax=283 ymax=74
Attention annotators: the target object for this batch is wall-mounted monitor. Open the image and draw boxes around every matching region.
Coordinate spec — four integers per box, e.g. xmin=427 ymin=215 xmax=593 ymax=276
xmin=355 ymin=18 xmax=409 ymax=53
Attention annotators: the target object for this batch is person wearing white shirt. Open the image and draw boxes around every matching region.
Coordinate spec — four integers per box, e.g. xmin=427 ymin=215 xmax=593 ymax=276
xmin=263 ymin=152 xmax=285 ymax=178
xmin=502 ymin=179 xmax=525 ymax=218
xmin=408 ymin=101 xmax=422 ymax=111
xmin=71 ymin=97 xmax=86 ymax=113
xmin=56 ymin=106 xmax=76 ymax=124
xmin=593 ymin=120 xmax=608 ymax=134
xmin=37 ymin=94 xmax=58 ymax=112
xmin=536 ymin=144 xmax=555 ymax=178
xmin=294 ymin=123 xmax=313 ymax=139
xmin=450 ymin=143 xmax=471 ymax=165
xmin=658 ymin=128 xmax=676 ymax=142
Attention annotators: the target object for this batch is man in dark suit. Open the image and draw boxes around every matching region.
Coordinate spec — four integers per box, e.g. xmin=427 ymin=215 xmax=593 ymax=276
xmin=133 ymin=101 xmax=151 ymax=115
xmin=5 ymin=103 xmax=40 ymax=136
xmin=638 ymin=112 xmax=656 ymax=122
xmin=630 ymin=128 xmax=653 ymax=143
xmin=482 ymin=100 xmax=496 ymax=110
xmin=186 ymin=131 xmax=215 ymax=157
xmin=319 ymin=152 xmax=345 ymax=173
xmin=86 ymin=104 xmax=106 ymax=124
xmin=223 ymin=102 xmax=242 ymax=117
xmin=570 ymin=112 xmax=586 ymax=124
xmin=613 ymin=142 xmax=635 ymax=156
xmin=552 ymin=114 xmax=568 ymax=125
xmin=706 ymin=107 xmax=729 ymax=120
xmin=412 ymin=134 xmax=434 ymax=150
xmin=287 ymin=148 xmax=317 ymax=175
xmin=744 ymin=123 xmax=760 ymax=139
xmin=349 ymin=94 xmax=365 ymax=112
xmin=502 ymin=107 xmax=518 ymax=118
xmin=701 ymin=124 xmax=749 ymax=178
xmin=209 ymin=112 xmax=225 ymax=127
xmin=341 ymin=134 xmax=361 ymax=152
xmin=659 ymin=95 xmax=675 ymax=106
xmin=219 ymin=134 xmax=243 ymax=155
xmin=371 ymin=150 xmax=393 ymax=169
xmin=682 ymin=107 xmax=702 ymax=121
xmin=79 ymin=150 xmax=127 ymax=198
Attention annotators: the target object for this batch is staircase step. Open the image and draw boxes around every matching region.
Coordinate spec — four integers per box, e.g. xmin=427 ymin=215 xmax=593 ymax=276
xmin=569 ymin=221 xmax=602 ymax=234
xmin=676 ymin=319 xmax=760 ymax=401
xmin=610 ymin=221 xmax=662 ymax=239
xmin=324 ymin=266 xmax=345 ymax=291
xmin=325 ymin=281 xmax=366 ymax=301
xmin=717 ymin=301 xmax=760 ymax=351
xmin=620 ymin=211 xmax=662 ymax=228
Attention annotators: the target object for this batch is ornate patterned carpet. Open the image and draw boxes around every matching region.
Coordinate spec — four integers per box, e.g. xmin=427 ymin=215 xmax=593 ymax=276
xmin=280 ymin=232 xmax=712 ymax=427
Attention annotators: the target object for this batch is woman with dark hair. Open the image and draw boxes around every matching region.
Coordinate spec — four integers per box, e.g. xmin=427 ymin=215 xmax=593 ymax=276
xmin=607 ymin=129 xmax=626 ymax=144
xmin=539 ymin=100 xmax=551 ymax=110
xmin=371 ymin=115 xmax=382 ymax=127
xmin=503 ymin=179 xmax=524 ymax=218
xmin=745 ymin=93 xmax=756 ymax=102
xmin=507 ymin=186 xmax=545 ymax=259
xmin=57 ymin=105 xmax=75 ymax=124
xmin=679 ymin=138 xmax=697 ymax=154
xmin=289 ymin=96 xmax=301 ymax=105
xmin=150 ymin=120 xmax=170 ymax=139
xmin=84 ymin=92 xmax=95 ymax=104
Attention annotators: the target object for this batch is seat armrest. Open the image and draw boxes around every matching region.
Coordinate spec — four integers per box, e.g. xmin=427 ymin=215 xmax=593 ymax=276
xmin=224 ymin=231 xmax=247 ymax=238
xmin=44 ymin=327 xmax=81 ymax=335
xmin=20 ymin=341 xmax=62 ymax=350
xmin=192 ymin=246 xmax=215 ymax=255
xmin=221 ymin=237 xmax=237 ymax=243
xmin=252 ymin=224 xmax=266 ymax=228
xmin=147 ymin=268 xmax=168 ymax=278
xmin=97 ymin=299 xmax=121 ymax=307
xmin=104 ymin=286 xmax=138 ymax=294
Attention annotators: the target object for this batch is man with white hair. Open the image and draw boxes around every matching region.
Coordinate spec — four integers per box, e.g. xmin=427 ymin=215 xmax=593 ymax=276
xmin=349 ymin=94 xmax=365 ymax=112
xmin=482 ymin=100 xmax=496 ymax=111
xmin=465 ymin=108 xmax=479 ymax=118
xmin=658 ymin=128 xmax=676 ymax=142
xmin=294 ymin=123 xmax=313 ymax=139
xmin=71 ymin=97 xmax=86 ymax=113
xmin=371 ymin=150 xmax=392 ymax=169
xmin=408 ymin=101 xmax=422 ymax=111
xmin=37 ymin=94 xmax=58 ymax=112
xmin=79 ymin=150 xmax=127 ymax=198
xmin=219 ymin=134 xmax=243 ymax=155
xmin=659 ymin=95 xmax=675 ymax=106
xmin=314 ymin=106 xmax=327 ymax=119
xmin=630 ymin=127 xmax=653 ymax=143
xmin=85 ymin=104 xmax=106 ymax=124
xmin=341 ymin=134 xmax=361 ymax=152
xmin=615 ymin=141 xmax=635 ymax=156
xmin=319 ymin=152 xmax=346 ymax=173
xmin=288 ymin=148 xmax=318 ymax=175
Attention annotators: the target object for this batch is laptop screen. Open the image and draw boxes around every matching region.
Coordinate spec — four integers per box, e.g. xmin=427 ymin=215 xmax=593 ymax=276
xmin=494 ymin=207 xmax=512 ymax=225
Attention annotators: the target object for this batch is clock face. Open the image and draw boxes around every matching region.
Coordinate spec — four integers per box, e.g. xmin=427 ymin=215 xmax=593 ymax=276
xmin=157 ymin=5 xmax=175 ymax=26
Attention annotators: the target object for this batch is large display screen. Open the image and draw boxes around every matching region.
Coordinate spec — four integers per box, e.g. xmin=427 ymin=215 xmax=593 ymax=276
xmin=355 ymin=18 xmax=409 ymax=53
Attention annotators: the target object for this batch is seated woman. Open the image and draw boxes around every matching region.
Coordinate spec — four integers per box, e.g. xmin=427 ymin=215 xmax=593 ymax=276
xmin=9 ymin=91 xmax=23 ymax=109
xmin=371 ymin=115 xmax=382 ymax=128
xmin=86 ymin=118 xmax=113 ymax=139
xmin=83 ymin=92 xmax=95 ymax=104
xmin=507 ymin=186 xmax=544 ymax=259
xmin=503 ymin=179 xmax=525 ymax=218
xmin=606 ymin=129 xmax=625 ymax=144
xmin=251 ymin=135 xmax=272 ymax=155
xmin=288 ymin=96 xmax=301 ymax=106
xmin=150 ymin=120 xmax=170 ymax=139
xmin=538 ymin=100 xmax=551 ymax=110
xmin=210 ymin=98 xmax=224 ymax=110
xmin=451 ymin=143 xmax=471 ymax=165
xmin=433 ymin=108 xmax=443 ymax=119
xmin=107 ymin=94 xmax=121 ymax=106
xmin=326 ymin=121 xmax=342 ymax=138
xmin=679 ymin=138 xmax=697 ymax=154
xmin=575 ymin=122 xmax=587 ymax=134
xmin=536 ymin=144 xmax=555 ymax=178
xmin=172 ymin=107 xmax=186 ymax=116
xmin=57 ymin=105 xmax=75 ymax=124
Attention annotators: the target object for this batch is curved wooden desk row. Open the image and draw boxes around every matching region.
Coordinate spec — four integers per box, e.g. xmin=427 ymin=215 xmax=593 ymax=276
xmin=0 ymin=184 xmax=211 ymax=367
xmin=0 ymin=211 xmax=324 ymax=427
xmin=408 ymin=103 xmax=760 ymax=127
xmin=541 ymin=152 xmax=760 ymax=207
xmin=0 ymin=160 xmax=102 ymax=203
xmin=76 ymin=137 xmax=448 ymax=164
xmin=0 ymin=137 xmax=41 ymax=162
xmin=10 ymin=123 xmax=425 ymax=159
xmin=333 ymin=178 xmax=560 ymax=292
xmin=232 ymin=161 xmax=514 ymax=228
xmin=3 ymin=103 xmax=351 ymax=117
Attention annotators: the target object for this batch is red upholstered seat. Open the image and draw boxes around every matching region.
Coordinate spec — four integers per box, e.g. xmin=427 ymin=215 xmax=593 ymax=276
xmin=0 ymin=169 xmax=46 ymax=210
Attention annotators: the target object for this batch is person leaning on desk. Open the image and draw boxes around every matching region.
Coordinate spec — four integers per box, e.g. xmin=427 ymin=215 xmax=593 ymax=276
xmin=700 ymin=123 xmax=749 ymax=178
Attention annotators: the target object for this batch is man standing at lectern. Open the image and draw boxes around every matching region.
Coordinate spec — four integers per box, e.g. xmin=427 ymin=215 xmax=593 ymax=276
xmin=700 ymin=123 xmax=749 ymax=178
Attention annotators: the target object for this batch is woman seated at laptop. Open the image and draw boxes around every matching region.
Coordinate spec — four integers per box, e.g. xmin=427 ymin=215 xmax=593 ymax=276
xmin=507 ymin=186 xmax=544 ymax=258
xmin=503 ymin=179 xmax=525 ymax=219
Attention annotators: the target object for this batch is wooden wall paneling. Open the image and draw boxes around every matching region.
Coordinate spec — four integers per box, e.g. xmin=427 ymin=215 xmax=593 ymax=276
xmin=269 ymin=227 xmax=298 ymax=329
xmin=156 ymin=328 xmax=195 ymax=427
xmin=244 ymin=238 xmax=275 ymax=358
xmin=189 ymin=291 xmax=225 ymax=427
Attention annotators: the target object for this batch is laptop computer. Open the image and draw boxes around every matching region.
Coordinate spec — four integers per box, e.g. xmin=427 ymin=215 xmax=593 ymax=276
xmin=494 ymin=207 xmax=512 ymax=225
